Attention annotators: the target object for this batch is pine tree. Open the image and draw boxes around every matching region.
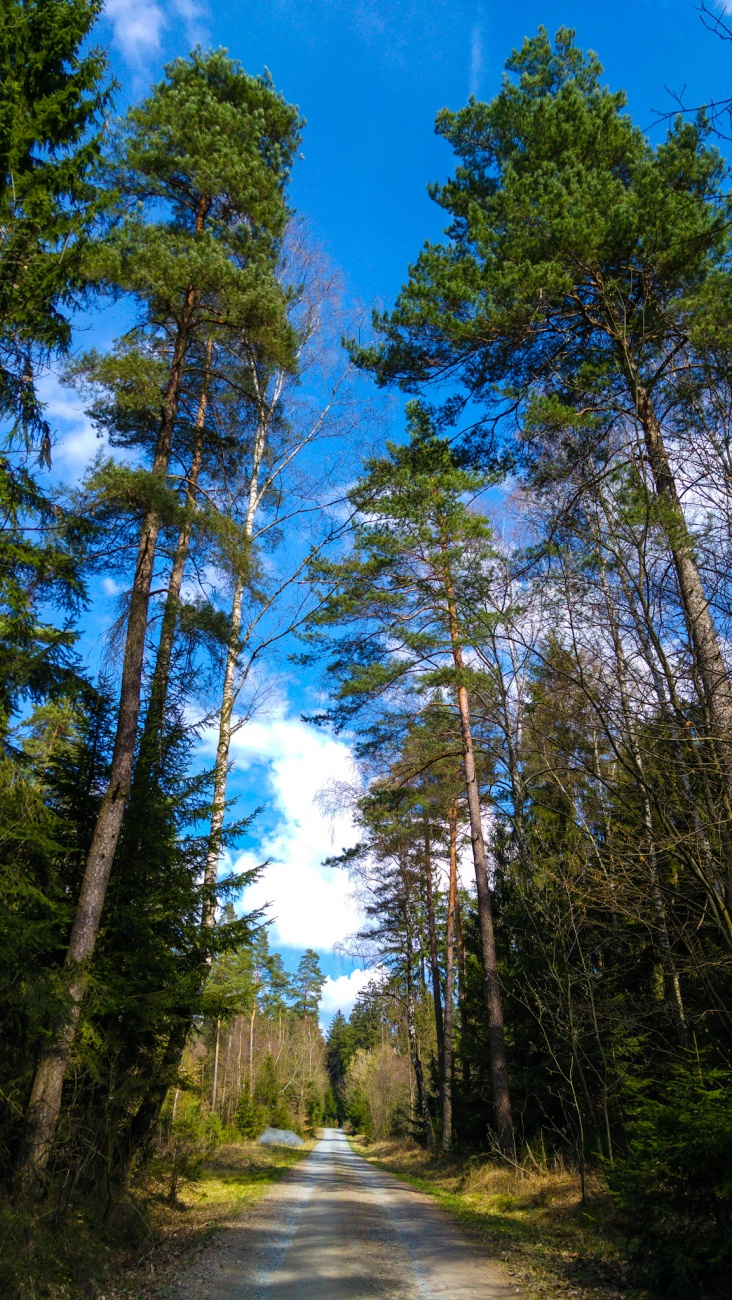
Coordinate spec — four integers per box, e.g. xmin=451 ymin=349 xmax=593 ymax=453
xmin=18 ymin=51 xmax=301 ymax=1188
xmin=308 ymin=415 xmax=514 ymax=1153
xmin=359 ymin=25 xmax=732 ymax=830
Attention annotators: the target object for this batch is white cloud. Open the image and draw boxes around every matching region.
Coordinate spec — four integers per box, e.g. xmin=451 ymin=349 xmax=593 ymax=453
xmin=212 ymin=714 xmax=364 ymax=951
xmin=320 ymin=968 xmax=373 ymax=1019
xmin=105 ymin=0 xmax=167 ymax=65
xmin=37 ymin=373 xmax=105 ymax=481
xmin=104 ymin=0 xmax=210 ymax=69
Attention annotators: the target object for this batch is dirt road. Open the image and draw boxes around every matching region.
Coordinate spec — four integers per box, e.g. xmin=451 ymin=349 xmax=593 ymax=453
xmin=168 ymin=1127 xmax=522 ymax=1299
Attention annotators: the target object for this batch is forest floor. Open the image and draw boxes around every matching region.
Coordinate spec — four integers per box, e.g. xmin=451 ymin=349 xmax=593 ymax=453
xmin=106 ymin=1140 xmax=313 ymax=1299
xmin=159 ymin=1126 xmax=523 ymax=1299
xmin=349 ymin=1137 xmax=646 ymax=1300
xmin=1 ymin=1140 xmax=311 ymax=1299
xmin=3 ymin=1134 xmax=647 ymax=1299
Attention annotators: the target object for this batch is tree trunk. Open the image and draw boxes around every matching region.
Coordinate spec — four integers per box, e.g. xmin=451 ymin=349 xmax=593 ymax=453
xmin=201 ymin=405 xmax=270 ymax=957
xmin=423 ymin=823 xmax=445 ymax=1099
xmin=444 ymin=570 xmax=514 ymax=1157
xmin=221 ymin=1027 xmax=232 ymax=1121
xmin=621 ymin=371 xmax=732 ymax=916
xmin=406 ymin=957 xmax=434 ymax=1150
xmin=601 ymin=568 xmax=689 ymax=1045
xmin=110 ymin=349 xmax=253 ymax=1171
xmin=442 ymin=796 xmax=458 ymax=1151
xmin=137 ymin=337 xmax=213 ymax=774
xmin=631 ymin=377 xmax=732 ymax=747
xmin=617 ymin=542 xmax=732 ymax=947
xmin=249 ymin=1005 xmax=256 ymax=1090
xmin=17 ymin=280 xmax=200 ymax=1191
xmin=455 ymin=885 xmax=470 ymax=1088
xmin=403 ymin=861 xmax=434 ymax=1149
xmin=109 ymin=358 xmax=282 ymax=1172
xmin=212 ymin=1018 xmax=221 ymax=1111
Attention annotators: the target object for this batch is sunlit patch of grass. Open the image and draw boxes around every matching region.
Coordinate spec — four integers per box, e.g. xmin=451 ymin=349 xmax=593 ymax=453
xmin=0 ymin=1139 xmax=311 ymax=1299
xmin=113 ymin=1140 xmax=313 ymax=1297
xmin=350 ymin=1137 xmax=645 ymax=1300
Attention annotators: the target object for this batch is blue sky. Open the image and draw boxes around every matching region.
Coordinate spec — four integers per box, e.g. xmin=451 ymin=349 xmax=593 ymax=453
xmin=101 ymin=0 xmax=732 ymax=311
xmin=51 ymin=0 xmax=732 ymax=1021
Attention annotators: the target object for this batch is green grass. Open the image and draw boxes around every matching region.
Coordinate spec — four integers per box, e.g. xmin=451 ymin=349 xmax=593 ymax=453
xmin=0 ymin=1139 xmax=311 ymax=1300
xmin=349 ymin=1136 xmax=645 ymax=1300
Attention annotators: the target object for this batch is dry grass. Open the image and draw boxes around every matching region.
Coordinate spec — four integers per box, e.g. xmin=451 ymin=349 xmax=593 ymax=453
xmin=350 ymin=1137 xmax=646 ymax=1300
xmin=0 ymin=1139 xmax=311 ymax=1299
xmin=109 ymin=1140 xmax=313 ymax=1299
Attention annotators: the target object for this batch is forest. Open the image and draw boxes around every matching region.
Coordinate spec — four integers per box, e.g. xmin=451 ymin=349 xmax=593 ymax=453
xmin=2 ymin=1 xmax=732 ymax=1297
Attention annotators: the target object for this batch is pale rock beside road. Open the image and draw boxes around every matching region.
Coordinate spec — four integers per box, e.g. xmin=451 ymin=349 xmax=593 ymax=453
xmin=257 ymin=1128 xmax=304 ymax=1149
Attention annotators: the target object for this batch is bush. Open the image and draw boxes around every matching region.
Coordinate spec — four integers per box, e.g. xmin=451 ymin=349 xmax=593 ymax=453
xmin=305 ymin=1080 xmax=324 ymax=1133
xmin=154 ymin=1091 xmax=221 ymax=1204
xmin=608 ymin=1064 xmax=732 ymax=1297
xmin=235 ymin=1083 xmax=267 ymax=1139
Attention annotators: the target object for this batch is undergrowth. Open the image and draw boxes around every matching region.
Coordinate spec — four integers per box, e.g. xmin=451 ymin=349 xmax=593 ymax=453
xmin=349 ymin=1136 xmax=646 ymax=1300
xmin=0 ymin=1140 xmax=309 ymax=1299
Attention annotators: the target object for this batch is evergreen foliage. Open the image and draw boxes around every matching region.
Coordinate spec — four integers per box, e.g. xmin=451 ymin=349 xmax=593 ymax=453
xmin=3 ymin=11 xmax=732 ymax=1297
xmin=293 ymin=949 xmax=325 ymax=1018
xmin=609 ymin=1065 xmax=732 ymax=1296
xmin=0 ymin=0 xmax=109 ymax=440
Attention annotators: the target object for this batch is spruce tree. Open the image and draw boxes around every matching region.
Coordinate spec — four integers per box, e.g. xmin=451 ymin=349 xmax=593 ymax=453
xmin=0 ymin=0 xmax=108 ymax=439
xmin=325 ymin=1009 xmax=353 ymax=1123
xmin=0 ymin=0 xmax=108 ymax=744
xmin=293 ymin=950 xmax=325 ymax=1018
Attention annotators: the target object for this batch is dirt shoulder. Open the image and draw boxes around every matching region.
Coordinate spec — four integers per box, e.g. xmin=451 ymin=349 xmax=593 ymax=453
xmin=112 ymin=1140 xmax=312 ymax=1299
xmin=0 ymin=1140 xmax=311 ymax=1299
xmin=348 ymin=1137 xmax=645 ymax=1300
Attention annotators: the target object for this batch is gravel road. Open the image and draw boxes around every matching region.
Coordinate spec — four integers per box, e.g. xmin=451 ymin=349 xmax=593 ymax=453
xmin=167 ymin=1127 xmax=523 ymax=1299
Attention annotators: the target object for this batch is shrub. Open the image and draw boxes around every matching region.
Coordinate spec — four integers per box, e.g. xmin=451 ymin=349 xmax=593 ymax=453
xmin=608 ymin=1064 xmax=732 ymax=1297
xmin=155 ymin=1091 xmax=221 ymax=1204
xmin=235 ymin=1083 xmax=267 ymax=1139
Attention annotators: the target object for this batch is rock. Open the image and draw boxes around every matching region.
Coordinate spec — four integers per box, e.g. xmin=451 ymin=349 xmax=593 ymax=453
xmin=257 ymin=1126 xmax=304 ymax=1148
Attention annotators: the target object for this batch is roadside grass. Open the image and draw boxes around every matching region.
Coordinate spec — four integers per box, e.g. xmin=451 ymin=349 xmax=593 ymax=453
xmin=349 ymin=1136 xmax=646 ymax=1300
xmin=0 ymin=1139 xmax=311 ymax=1299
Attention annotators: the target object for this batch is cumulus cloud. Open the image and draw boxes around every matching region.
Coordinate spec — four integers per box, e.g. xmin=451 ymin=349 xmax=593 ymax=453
xmin=320 ymin=968 xmax=374 ymax=1020
xmin=36 ymin=373 xmax=104 ymax=481
xmin=104 ymin=0 xmax=210 ymax=69
xmin=213 ymin=713 xmax=364 ymax=951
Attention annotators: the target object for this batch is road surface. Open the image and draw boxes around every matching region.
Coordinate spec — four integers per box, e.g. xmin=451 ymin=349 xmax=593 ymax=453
xmin=170 ymin=1127 xmax=523 ymax=1299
